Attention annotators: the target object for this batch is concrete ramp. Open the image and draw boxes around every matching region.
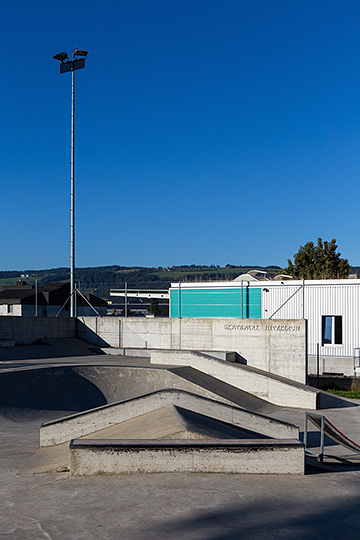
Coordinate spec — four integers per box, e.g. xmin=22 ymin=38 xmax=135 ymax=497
xmin=151 ymin=350 xmax=319 ymax=409
xmin=40 ymin=388 xmax=299 ymax=447
xmin=79 ymin=404 xmax=271 ymax=441
xmin=24 ymin=404 xmax=269 ymax=474
xmin=168 ymin=366 xmax=279 ymax=414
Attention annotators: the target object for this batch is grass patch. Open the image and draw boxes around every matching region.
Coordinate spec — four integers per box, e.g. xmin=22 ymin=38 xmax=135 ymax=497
xmin=326 ymin=388 xmax=360 ymax=399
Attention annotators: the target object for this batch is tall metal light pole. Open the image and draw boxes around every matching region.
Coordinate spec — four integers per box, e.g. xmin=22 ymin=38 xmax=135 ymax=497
xmin=53 ymin=49 xmax=88 ymax=317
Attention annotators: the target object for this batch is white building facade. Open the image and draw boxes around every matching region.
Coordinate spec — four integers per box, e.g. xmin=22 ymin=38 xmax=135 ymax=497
xmin=169 ymin=279 xmax=360 ymax=376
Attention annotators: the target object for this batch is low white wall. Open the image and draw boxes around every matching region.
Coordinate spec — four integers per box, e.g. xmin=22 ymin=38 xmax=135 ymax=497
xmin=77 ymin=317 xmax=307 ymax=383
xmin=308 ymin=355 xmax=356 ymax=377
xmin=69 ymin=439 xmax=305 ymax=475
xmin=40 ymin=389 xmax=299 ymax=447
xmin=151 ymin=351 xmax=318 ymax=409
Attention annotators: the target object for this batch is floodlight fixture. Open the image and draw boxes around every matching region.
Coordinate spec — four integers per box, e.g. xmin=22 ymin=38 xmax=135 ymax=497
xmin=53 ymin=52 xmax=69 ymax=63
xmin=73 ymin=48 xmax=88 ymax=58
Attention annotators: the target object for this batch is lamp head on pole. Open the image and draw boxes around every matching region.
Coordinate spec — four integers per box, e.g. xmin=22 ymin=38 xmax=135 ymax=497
xmin=73 ymin=48 xmax=88 ymax=58
xmin=53 ymin=49 xmax=87 ymax=73
xmin=53 ymin=52 xmax=69 ymax=63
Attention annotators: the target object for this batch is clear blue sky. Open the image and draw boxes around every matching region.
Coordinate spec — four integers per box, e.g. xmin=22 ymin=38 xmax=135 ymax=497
xmin=1 ymin=0 xmax=360 ymax=271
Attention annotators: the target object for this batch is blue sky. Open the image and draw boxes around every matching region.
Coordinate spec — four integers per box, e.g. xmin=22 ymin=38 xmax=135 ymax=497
xmin=1 ymin=0 xmax=360 ymax=271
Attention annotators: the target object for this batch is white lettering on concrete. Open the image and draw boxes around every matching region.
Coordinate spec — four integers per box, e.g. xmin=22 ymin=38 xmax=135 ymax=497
xmin=265 ymin=324 xmax=301 ymax=332
xmin=224 ymin=324 xmax=261 ymax=331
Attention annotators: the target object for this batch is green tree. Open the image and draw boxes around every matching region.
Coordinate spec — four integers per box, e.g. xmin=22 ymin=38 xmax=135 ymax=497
xmin=147 ymin=298 xmax=160 ymax=315
xmin=285 ymin=238 xmax=350 ymax=279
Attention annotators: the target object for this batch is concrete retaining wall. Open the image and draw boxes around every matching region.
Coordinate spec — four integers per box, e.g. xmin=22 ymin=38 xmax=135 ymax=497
xmin=0 ymin=317 xmax=76 ymax=344
xmin=70 ymin=365 xmax=239 ymax=408
xmin=308 ymin=355 xmax=356 ymax=377
xmin=40 ymin=389 xmax=299 ymax=447
xmin=151 ymin=351 xmax=319 ymax=409
xmin=77 ymin=317 xmax=307 ymax=383
xmin=69 ymin=439 xmax=305 ymax=475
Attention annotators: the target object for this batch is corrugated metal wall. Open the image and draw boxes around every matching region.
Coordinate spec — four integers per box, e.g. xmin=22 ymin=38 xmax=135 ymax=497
xmin=170 ymin=287 xmax=262 ymax=319
xmin=264 ymin=283 xmax=360 ymax=357
xmin=169 ymin=280 xmax=360 ymax=358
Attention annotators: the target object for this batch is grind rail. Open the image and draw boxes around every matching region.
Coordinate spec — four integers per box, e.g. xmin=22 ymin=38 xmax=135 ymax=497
xmin=304 ymin=412 xmax=360 ymax=462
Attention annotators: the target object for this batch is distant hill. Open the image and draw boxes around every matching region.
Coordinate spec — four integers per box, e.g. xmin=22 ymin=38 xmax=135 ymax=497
xmin=2 ymin=264 xmax=357 ymax=301
xmin=0 ymin=264 xmax=282 ymax=300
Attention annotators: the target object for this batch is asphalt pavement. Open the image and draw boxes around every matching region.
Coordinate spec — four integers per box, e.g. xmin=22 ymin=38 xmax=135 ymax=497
xmin=1 ymin=339 xmax=360 ymax=539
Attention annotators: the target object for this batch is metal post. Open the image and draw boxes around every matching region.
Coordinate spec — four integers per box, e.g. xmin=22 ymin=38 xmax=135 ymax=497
xmin=35 ymin=279 xmax=38 ymax=317
xmin=303 ymin=413 xmax=308 ymax=450
xmin=125 ymin=282 xmax=128 ymax=318
xmin=302 ymin=279 xmax=305 ymax=319
xmin=241 ymin=281 xmax=243 ymax=319
xmin=319 ymin=416 xmax=325 ymax=463
xmin=316 ymin=343 xmax=320 ymax=388
xmin=178 ymin=281 xmax=181 ymax=349
xmin=70 ymin=67 xmax=75 ymax=318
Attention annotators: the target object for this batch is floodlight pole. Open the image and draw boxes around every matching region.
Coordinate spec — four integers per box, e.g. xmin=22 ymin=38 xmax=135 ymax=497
xmin=53 ymin=50 xmax=87 ymax=317
xmin=70 ymin=65 xmax=75 ymax=318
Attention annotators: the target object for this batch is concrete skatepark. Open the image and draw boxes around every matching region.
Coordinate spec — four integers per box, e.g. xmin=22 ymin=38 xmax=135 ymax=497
xmin=2 ymin=320 xmax=360 ymax=538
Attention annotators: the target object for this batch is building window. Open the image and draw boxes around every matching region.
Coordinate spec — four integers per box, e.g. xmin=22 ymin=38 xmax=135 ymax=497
xmin=8 ymin=305 xmax=14 ymax=314
xmin=322 ymin=316 xmax=342 ymax=345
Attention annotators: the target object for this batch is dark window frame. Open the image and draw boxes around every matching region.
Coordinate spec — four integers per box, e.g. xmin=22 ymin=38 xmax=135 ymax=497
xmin=322 ymin=315 xmax=342 ymax=345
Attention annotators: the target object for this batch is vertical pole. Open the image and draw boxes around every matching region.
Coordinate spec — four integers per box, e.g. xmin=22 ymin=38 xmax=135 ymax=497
xmin=316 ymin=342 xmax=320 ymax=388
xmin=302 ymin=279 xmax=305 ymax=319
xmin=178 ymin=281 xmax=181 ymax=349
xmin=320 ymin=416 xmax=325 ymax=463
xmin=303 ymin=413 xmax=308 ymax=451
xmin=241 ymin=281 xmax=243 ymax=319
xmin=70 ymin=66 xmax=75 ymax=317
xmin=125 ymin=282 xmax=128 ymax=318
xmin=35 ymin=279 xmax=38 ymax=317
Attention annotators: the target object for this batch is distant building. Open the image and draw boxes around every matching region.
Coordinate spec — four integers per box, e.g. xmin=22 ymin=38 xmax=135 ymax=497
xmin=169 ymin=275 xmax=360 ymax=375
xmin=0 ymin=281 xmax=107 ymax=317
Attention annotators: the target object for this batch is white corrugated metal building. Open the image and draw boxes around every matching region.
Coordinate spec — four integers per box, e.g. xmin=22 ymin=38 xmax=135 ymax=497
xmin=260 ymin=279 xmax=360 ymax=357
xmin=169 ymin=278 xmax=360 ymax=375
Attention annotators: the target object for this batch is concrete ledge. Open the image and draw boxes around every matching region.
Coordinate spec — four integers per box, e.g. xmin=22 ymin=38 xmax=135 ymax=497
xmin=40 ymin=388 xmax=299 ymax=447
xmin=100 ymin=348 xmax=151 ymax=358
xmin=199 ymin=351 xmax=242 ymax=363
xmin=69 ymin=438 xmax=305 ymax=475
xmin=151 ymin=350 xmax=320 ymax=409
xmin=100 ymin=348 xmax=239 ymax=362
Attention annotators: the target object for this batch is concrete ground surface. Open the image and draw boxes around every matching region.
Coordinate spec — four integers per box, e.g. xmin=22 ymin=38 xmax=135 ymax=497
xmin=1 ymin=339 xmax=360 ymax=539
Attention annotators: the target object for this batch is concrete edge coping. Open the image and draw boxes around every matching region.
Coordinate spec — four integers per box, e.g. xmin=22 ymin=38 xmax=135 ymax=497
xmin=100 ymin=348 xmax=151 ymax=357
xmin=1 ymin=363 xmax=168 ymax=376
xmin=101 ymin=348 xmax=237 ymax=361
xmin=152 ymin=349 xmax=320 ymax=394
xmin=40 ymin=387 xmax=298 ymax=431
xmin=69 ymin=438 xmax=304 ymax=450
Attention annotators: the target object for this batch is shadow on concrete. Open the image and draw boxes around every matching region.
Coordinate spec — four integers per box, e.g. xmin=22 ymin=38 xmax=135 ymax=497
xmin=169 ymin=366 xmax=279 ymax=414
xmin=0 ymin=338 xmax=104 ymax=362
xmin=318 ymin=391 xmax=358 ymax=409
xmin=299 ymin=429 xmax=337 ymax=448
xmin=77 ymin=320 xmax=110 ymax=347
xmin=0 ymin=366 xmax=107 ymax=412
xmin=306 ymin=455 xmax=360 ymax=474
xmin=175 ymin=406 xmax=270 ymax=440
xmin=132 ymin=495 xmax=360 ymax=540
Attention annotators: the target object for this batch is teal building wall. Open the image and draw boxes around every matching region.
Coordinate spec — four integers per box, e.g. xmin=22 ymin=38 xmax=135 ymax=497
xmin=170 ymin=287 xmax=262 ymax=318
